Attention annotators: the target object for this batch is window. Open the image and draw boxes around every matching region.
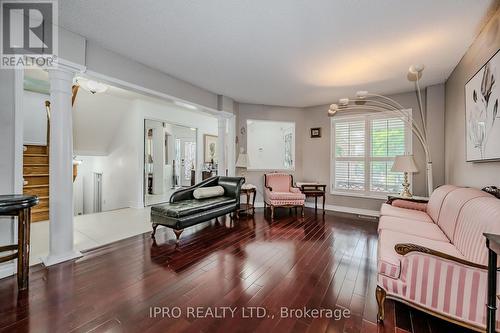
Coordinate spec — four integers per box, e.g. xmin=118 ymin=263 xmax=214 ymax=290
xmin=331 ymin=111 xmax=411 ymax=198
xmin=247 ymin=120 xmax=295 ymax=170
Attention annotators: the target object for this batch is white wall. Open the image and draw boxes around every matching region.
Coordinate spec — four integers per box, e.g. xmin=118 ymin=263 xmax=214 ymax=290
xmin=23 ymin=91 xmax=48 ymax=145
xmin=445 ymin=7 xmax=500 ymax=188
xmin=0 ymin=69 xmax=21 ymax=278
xmin=72 ymin=95 xmax=218 ymax=212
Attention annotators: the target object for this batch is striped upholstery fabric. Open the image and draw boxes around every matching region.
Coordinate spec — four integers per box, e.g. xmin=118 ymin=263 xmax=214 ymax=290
xmin=377 ymin=229 xmax=462 ymax=279
xmin=426 ymin=185 xmax=458 ymax=222
xmin=377 ymin=185 xmax=500 ymax=330
xmin=380 ymin=203 xmax=433 ymax=223
xmin=378 ymin=216 xmax=449 ymax=242
xmin=379 ymin=254 xmax=494 ymax=330
xmin=436 ymin=188 xmax=491 ymax=241
xmin=454 ymin=197 xmax=500 ymax=265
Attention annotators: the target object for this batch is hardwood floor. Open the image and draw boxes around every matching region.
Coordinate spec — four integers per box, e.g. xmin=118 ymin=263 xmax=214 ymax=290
xmin=0 ymin=209 xmax=474 ymax=333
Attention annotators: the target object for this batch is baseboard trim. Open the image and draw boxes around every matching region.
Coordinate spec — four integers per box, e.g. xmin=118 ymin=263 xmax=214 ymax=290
xmin=0 ymin=262 xmax=15 ymax=279
xmin=42 ymin=250 xmax=83 ymax=267
xmin=254 ymin=201 xmax=379 ymax=217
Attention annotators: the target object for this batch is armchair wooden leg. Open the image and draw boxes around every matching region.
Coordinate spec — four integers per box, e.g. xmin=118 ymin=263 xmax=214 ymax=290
xmin=301 ymin=205 xmax=305 ymax=217
xmin=173 ymin=229 xmax=184 ymax=243
xmin=376 ymin=285 xmax=386 ymax=322
xmin=271 ymin=206 xmax=275 ymax=220
xmin=151 ymin=223 xmax=158 ymax=237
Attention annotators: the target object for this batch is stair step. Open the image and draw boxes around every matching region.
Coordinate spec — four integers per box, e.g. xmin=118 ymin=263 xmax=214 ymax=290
xmin=24 ymin=165 xmax=49 ymax=174
xmin=23 ymin=175 xmax=49 ymax=186
xmin=23 ymin=145 xmax=47 ymax=155
xmin=23 ymin=185 xmax=49 ymax=197
xmin=32 ymin=209 xmax=49 ymax=222
xmin=24 ymin=155 xmax=48 ymax=164
xmin=36 ymin=197 xmax=49 ymax=209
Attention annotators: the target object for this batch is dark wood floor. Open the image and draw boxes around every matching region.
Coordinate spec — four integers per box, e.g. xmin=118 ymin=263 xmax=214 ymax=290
xmin=0 ymin=208 xmax=474 ymax=333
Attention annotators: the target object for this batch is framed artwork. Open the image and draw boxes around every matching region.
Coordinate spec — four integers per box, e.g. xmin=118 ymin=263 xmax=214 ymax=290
xmin=465 ymin=48 xmax=500 ymax=162
xmin=310 ymin=127 xmax=321 ymax=138
xmin=204 ymin=134 xmax=218 ymax=163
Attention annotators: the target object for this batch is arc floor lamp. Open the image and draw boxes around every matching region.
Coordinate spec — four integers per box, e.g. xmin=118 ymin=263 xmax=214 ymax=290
xmin=328 ymin=65 xmax=434 ymax=197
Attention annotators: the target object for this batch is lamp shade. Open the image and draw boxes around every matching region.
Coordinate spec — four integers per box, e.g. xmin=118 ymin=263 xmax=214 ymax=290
xmin=391 ymin=155 xmax=418 ymax=173
xmin=236 ymin=153 xmax=248 ymax=168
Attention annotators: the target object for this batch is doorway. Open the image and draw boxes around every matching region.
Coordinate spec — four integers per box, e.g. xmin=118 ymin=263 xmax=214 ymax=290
xmin=144 ymin=119 xmax=197 ymax=206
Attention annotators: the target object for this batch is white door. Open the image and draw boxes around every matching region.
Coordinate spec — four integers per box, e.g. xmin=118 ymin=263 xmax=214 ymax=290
xmin=180 ymin=139 xmax=196 ymax=187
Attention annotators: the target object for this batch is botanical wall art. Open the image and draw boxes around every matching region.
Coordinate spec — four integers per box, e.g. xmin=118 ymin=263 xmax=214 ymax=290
xmin=204 ymin=134 xmax=218 ymax=163
xmin=466 ymin=49 xmax=500 ymax=161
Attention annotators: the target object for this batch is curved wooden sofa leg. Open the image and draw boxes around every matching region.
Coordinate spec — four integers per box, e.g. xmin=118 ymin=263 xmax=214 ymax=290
xmin=151 ymin=223 xmax=158 ymax=238
xmin=301 ymin=205 xmax=305 ymax=217
xmin=173 ymin=229 xmax=184 ymax=243
xmin=376 ymin=285 xmax=386 ymax=322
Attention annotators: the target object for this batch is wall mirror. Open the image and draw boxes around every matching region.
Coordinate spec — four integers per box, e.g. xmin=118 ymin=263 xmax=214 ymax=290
xmin=246 ymin=119 xmax=295 ymax=170
xmin=144 ymin=119 xmax=197 ymax=206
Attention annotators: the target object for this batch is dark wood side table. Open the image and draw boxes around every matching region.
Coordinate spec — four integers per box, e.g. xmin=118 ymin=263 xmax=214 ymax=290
xmin=0 ymin=195 xmax=38 ymax=290
xmin=298 ymin=183 xmax=326 ymax=215
xmin=238 ymin=186 xmax=256 ymax=217
xmin=484 ymin=233 xmax=500 ymax=333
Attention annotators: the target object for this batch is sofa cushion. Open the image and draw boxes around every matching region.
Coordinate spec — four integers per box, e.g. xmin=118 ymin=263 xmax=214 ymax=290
xmin=392 ymin=199 xmax=427 ymax=211
xmin=151 ymin=196 xmax=236 ymax=218
xmin=266 ymin=191 xmax=305 ymax=201
xmin=436 ymin=187 xmax=491 ymax=241
xmin=378 ymin=229 xmax=464 ymax=279
xmin=193 ymin=185 xmax=224 ymax=199
xmin=380 ymin=203 xmax=433 ymax=223
xmin=453 ymin=196 xmax=500 ymax=266
xmin=426 ymin=184 xmax=458 ymax=222
xmin=378 ymin=216 xmax=449 ymax=242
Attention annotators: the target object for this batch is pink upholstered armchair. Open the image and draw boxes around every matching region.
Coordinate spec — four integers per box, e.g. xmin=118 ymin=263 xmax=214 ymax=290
xmin=264 ymin=173 xmax=305 ymax=220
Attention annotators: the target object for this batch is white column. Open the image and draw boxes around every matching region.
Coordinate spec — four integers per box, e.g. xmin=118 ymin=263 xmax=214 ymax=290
xmin=227 ymin=115 xmax=236 ymax=176
xmin=43 ymin=67 xmax=82 ymax=266
xmin=217 ymin=116 xmax=227 ymax=176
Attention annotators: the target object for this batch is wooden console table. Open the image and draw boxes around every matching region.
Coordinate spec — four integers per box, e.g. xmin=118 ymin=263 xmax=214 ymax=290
xmin=0 ymin=195 xmax=38 ymax=290
xmin=484 ymin=233 xmax=500 ymax=333
xmin=297 ymin=183 xmax=326 ymax=215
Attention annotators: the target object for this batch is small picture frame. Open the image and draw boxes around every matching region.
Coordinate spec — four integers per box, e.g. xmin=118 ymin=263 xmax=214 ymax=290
xmin=310 ymin=127 xmax=321 ymax=138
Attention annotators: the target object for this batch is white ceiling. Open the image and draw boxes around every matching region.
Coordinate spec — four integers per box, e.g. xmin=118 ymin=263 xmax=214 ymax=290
xmin=59 ymin=0 xmax=495 ymax=107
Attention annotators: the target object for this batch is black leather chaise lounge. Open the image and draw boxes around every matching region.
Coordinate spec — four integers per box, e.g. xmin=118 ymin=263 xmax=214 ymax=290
xmin=150 ymin=176 xmax=245 ymax=241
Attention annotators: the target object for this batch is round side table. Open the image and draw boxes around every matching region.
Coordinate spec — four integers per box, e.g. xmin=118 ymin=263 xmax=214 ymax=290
xmin=239 ymin=185 xmax=256 ymax=217
xmin=0 ymin=195 xmax=38 ymax=290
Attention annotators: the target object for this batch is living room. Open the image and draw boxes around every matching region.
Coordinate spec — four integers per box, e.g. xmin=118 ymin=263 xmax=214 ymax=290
xmin=1 ymin=1 xmax=500 ymax=332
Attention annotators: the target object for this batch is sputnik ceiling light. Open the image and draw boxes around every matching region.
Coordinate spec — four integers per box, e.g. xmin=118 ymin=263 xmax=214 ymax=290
xmin=328 ymin=65 xmax=434 ymax=196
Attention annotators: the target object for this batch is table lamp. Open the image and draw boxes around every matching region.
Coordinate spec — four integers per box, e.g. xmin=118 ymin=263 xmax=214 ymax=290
xmin=236 ymin=149 xmax=248 ymax=178
xmin=391 ymin=155 xmax=418 ymax=198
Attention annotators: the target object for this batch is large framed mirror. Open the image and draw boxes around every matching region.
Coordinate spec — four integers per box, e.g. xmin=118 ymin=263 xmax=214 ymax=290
xmin=144 ymin=119 xmax=197 ymax=206
xmin=246 ymin=119 xmax=295 ymax=170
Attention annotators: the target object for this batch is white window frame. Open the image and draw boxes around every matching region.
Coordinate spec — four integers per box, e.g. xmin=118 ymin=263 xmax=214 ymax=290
xmin=330 ymin=109 xmax=413 ymax=199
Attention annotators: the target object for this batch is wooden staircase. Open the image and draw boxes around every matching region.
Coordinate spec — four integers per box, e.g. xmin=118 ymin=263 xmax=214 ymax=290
xmin=22 ymin=85 xmax=80 ymax=223
xmin=23 ymin=144 xmax=50 ymax=222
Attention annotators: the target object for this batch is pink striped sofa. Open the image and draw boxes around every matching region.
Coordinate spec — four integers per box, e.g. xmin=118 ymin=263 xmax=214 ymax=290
xmin=264 ymin=173 xmax=305 ymax=220
xmin=377 ymin=185 xmax=500 ymax=331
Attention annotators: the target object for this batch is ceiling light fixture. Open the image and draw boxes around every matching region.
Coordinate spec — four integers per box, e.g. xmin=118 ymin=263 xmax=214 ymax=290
xmin=78 ymin=79 xmax=108 ymax=94
xmin=328 ymin=64 xmax=433 ymax=196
